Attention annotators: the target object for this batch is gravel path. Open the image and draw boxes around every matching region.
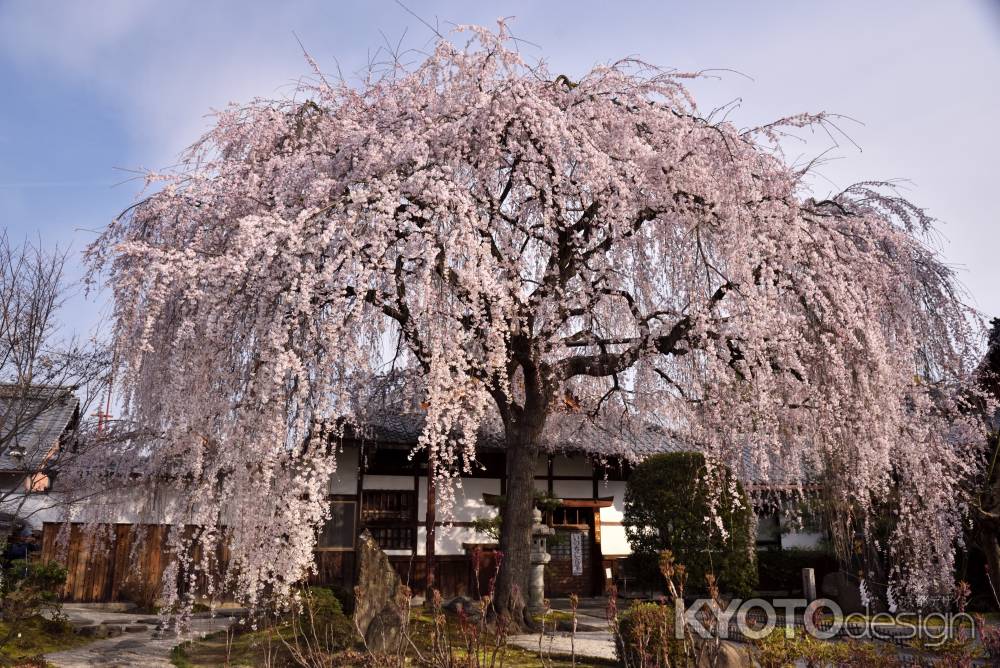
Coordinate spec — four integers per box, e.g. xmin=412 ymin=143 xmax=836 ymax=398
xmin=45 ymin=605 xmax=237 ymax=668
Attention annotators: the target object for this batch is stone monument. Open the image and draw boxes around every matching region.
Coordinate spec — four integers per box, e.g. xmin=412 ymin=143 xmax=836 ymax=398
xmin=528 ymin=507 xmax=554 ymax=614
xmin=354 ymin=529 xmax=408 ymax=652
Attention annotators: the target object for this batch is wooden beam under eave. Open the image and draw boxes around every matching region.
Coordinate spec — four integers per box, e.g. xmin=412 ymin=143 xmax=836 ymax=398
xmin=481 ymin=493 xmax=614 ymax=509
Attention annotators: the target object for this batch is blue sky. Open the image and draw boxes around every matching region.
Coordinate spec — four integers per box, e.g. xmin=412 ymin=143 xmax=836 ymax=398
xmin=1 ymin=0 xmax=998 ymax=337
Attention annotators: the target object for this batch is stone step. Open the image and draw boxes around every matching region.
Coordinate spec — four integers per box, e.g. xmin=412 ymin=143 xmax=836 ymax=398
xmin=74 ymin=621 xmax=151 ymax=637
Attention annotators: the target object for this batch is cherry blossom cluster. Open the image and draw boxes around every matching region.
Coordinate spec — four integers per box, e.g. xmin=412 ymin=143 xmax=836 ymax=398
xmin=81 ymin=23 xmax=987 ymax=609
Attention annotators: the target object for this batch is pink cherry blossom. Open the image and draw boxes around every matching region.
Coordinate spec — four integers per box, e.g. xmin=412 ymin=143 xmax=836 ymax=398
xmin=80 ymin=23 xmax=987 ymax=612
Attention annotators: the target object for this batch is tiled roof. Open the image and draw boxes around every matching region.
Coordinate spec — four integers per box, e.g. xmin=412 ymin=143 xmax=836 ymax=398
xmin=0 ymin=386 xmax=78 ymax=472
xmin=347 ymin=409 xmax=810 ymax=485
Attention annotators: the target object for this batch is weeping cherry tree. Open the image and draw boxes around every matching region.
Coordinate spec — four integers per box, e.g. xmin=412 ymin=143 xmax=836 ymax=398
xmin=85 ymin=24 xmax=987 ymax=620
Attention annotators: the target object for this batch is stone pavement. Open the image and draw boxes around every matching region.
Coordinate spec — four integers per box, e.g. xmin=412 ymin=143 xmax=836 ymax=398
xmin=45 ymin=604 xmax=237 ymax=668
xmin=510 ymin=629 xmax=618 ymax=662
xmin=509 ymin=598 xmax=617 ymax=663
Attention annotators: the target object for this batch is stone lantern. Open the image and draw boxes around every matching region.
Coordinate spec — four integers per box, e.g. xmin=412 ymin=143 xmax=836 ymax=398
xmin=528 ymin=507 xmax=554 ymax=614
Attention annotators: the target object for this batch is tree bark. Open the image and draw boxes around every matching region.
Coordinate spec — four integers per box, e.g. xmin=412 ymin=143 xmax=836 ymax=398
xmin=980 ymin=529 xmax=1000 ymax=604
xmin=494 ymin=408 xmax=546 ymax=628
xmin=974 ymin=320 xmax=1000 ymax=605
xmin=973 ymin=435 xmax=1000 ymax=605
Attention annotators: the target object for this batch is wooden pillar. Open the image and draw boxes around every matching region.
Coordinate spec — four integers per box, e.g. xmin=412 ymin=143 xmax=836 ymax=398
xmin=591 ymin=461 xmax=604 ymax=596
xmin=500 ymin=455 xmax=507 ymax=495
xmin=547 ymin=455 xmax=554 ymax=496
xmin=354 ymin=444 xmax=364 ymax=587
xmin=802 ymin=568 xmax=817 ymax=601
xmin=425 ymin=456 xmax=436 ymax=597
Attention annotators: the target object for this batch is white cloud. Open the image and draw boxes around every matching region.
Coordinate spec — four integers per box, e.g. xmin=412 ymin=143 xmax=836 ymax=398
xmin=0 ymin=0 xmax=157 ymax=74
xmin=1 ymin=0 xmax=998 ymax=316
xmin=0 ymin=0 xmax=328 ymax=163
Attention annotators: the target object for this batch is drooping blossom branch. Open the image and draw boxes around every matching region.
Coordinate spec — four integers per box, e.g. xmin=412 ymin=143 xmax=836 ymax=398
xmin=82 ymin=23 xmax=986 ymax=611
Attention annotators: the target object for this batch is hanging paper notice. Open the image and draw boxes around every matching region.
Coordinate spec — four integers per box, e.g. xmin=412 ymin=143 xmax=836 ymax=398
xmin=571 ymin=532 xmax=583 ymax=576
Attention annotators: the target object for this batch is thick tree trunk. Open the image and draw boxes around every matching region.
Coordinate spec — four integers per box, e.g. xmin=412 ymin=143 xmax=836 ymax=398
xmin=974 ymin=320 xmax=1000 ymax=605
xmin=974 ymin=436 xmax=1000 ymax=606
xmin=980 ymin=530 xmax=1000 ymax=604
xmin=972 ymin=463 xmax=1000 ymax=604
xmin=494 ymin=410 xmax=545 ymax=628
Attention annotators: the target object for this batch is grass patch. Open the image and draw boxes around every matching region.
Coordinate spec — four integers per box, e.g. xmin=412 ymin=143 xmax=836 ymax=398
xmin=405 ymin=608 xmax=612 ymax=667
xmin=533 ymin=609 xmax=576 ymax=624
xmin=171 ymin=622 xmax=317 ymax=667
xmin=0 ymin=615 xmax=90 ymax=666
xmin=173 ymin=588 xmax=354 ymax=667
xmin=172 ymin=607 xmax=614 ymax=667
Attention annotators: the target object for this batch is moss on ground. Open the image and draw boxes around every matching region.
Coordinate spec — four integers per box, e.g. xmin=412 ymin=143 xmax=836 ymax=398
xmin=172 ymin=607 xmax=614 ymax=667
xmin=170 ymin=622 xmax=307 ymax=667
xmin=0 ymin=615 xmax=90 ymax=666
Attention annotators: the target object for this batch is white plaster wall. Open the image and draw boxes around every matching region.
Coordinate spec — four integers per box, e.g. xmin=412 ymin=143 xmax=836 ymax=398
xmin=435 ymin=525 xmax=483 ymax=555
xmin=417 ymin=477 xmax=500 ymax=523
xmin=552 ymin=455 xmax=592 ymax=477
xmin=416 ymin=524 xmax=495 ymax=556
xmin=328 ymin=445 xmax=359 ymax=494
xmin=778 ymin=508 xmax=825 ymax=549
xmin=51 ymin=486 xmax=188 ymax=525
xmin=1 ymin=493 xmax=64 ymax=530
xmin=553 ymin=479 xmax=593 ymax=499
xmin=414 ymin=527 xmax=428 ymax=555
xmin=597 ymin=479 xmax=630 ymax=556
xmin=601 ymin=524 xmax=631 ymax=557
xmin=362 ymin=475 xmax=414 ymax=491
xmin=781 ymin=532 xmax=824 ymax=549
xmin=596 ymin=480 xmax=627 ymax=523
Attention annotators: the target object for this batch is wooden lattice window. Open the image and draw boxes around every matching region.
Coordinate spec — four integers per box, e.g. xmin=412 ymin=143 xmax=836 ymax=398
xmin=361 ymin=490 xmax=416 ymax=551
xmin=365 ymin=526 xmax=415 ymax=551
xmin=548 ymin=506 xmax=592 ymax=529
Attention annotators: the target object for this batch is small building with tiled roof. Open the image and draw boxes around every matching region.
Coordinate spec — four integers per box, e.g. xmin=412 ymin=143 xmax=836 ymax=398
xmin=0 ymin=385 xmax=80 ymax=532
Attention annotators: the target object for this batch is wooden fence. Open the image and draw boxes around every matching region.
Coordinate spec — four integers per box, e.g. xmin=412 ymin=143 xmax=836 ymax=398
xmin=41 ymin=523 xmax=173 ymax=603
xmin=40 ymin=523 xmax=481 ymax=604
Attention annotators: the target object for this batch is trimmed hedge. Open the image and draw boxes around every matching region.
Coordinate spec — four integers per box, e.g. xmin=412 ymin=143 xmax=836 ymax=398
xmin=623 ymin=452 xmax=757 ymax=597
xmin=616 ymin=601 xmax=685 ymax=667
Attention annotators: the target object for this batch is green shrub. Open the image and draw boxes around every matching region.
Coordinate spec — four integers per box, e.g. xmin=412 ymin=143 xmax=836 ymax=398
xmin=624 ymin=452 xmax=757 ymax=596
xmin=294 ymin=586 xmax=356 ymax=652
xmin=0 ymin=560 xmax=66 ymax=613
xmin=754 ymin=629 xmax=903 ymax=668
xmin=0 ymin=614 xmax=84 ymax=664
xmin=616 ymin=601 xmax=684 ymax=667
xmin=0 ymin=559 xmax=68 ymax=648
xmin=327 ymin=583 xmax=356 ymax=616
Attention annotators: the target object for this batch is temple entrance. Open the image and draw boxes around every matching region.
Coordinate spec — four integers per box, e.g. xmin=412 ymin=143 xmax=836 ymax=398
xmin=543 ymin=500 xmax=612 ymax=597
